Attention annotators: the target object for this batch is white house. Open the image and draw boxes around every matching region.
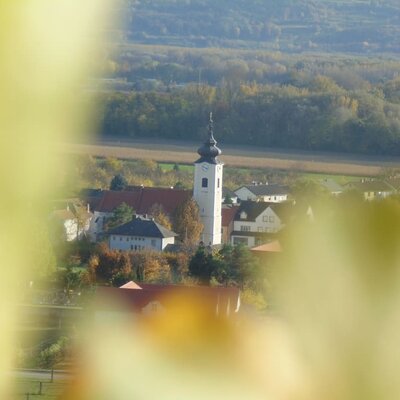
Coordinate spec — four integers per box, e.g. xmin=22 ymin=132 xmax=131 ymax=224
xmin=235 ymin=183 xmax=290 ymax=203
xmin=193 ymin=113 xmax=223 ymax=246
xmin=346 ymin=179 xmax=395 ymax=201
xmin=88 ymin=187 xmax=191 ymax=242
xmin=107 ymin=216 xmax=177 ymax=252
xmin=51 ymin=202 xmax=92 ymax=241
xmin=230 ymin=201 xmax=291 ymax=248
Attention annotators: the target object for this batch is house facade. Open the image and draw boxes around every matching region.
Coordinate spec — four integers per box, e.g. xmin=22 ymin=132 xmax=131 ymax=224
xmin=235 ymin=183 xmax=290 ymax=203
xmin=107 ymin=216 xmax=177 ymax=252
xmin=347 ymin=180 xmax=395 ymax=201
xmin=51 ymin=202 xmax=92 ymax=241
xmin=230 ymin=201 xmax=289 ymax=248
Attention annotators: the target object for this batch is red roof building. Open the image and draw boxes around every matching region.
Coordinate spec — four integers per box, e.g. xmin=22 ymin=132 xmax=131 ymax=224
xmin=95 ymin=187 xmax=191 ymax=215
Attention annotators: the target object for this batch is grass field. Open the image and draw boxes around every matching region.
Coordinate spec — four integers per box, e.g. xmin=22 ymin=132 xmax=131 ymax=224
xmin=61 ymin=138 xmax=400 ymax=177
xmin=157 ymin=162 xmax=363 ymax=184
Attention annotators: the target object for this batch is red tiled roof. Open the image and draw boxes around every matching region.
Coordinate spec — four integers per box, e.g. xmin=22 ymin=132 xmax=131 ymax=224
xmin=222 ymin=205 xmax=239 ymax=227
xmin=95 ymin=187 xmax=191 ymax=215
xmin=119 ymin=281 xmax=143 ymax=289
xmin=251 ymin=240 xmax=282 ymax=253
xmin=136 ymin=187 xmax=191 ymax=215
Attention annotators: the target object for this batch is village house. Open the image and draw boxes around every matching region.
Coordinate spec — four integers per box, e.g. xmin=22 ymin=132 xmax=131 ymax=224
xmin=346 ymin=179 xmax=395 ymax=200
xmin=107 ymin=216 xmax=177 ymax=252
xmin=231 ymin=201 xmax=292 ymax=248
xmin=319 ymin=178 xmax=344 ymax=196
xmin=51 ymin=200 xmax=92 ymax=241
xmin=88 ymin=187 xmax=191 ymax=241
xmin=234 ymin=183 xmax=290 ymax=203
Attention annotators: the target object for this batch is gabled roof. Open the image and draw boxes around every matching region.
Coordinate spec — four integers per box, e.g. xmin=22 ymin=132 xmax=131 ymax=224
xmin=251 ymin=240 xmax=282 ymax=253
xmin=107 ymin=216 xmax=177 ymax=239
xmin=120 ymin=281 xmax=143 ymax=289
xmin=319 ymin=179 xmax=344 ymax=193
xmin=95 ymin=187 xmax=191 ymax=214
xmin=222 ymin=187 xmax=237 ymax=197
xmin=236 ymin=184 xmax=290 ymax=197
xmin=235 ymin=201 xmax=293 ymax=223
xmin=347 ymin=180 xmax=394 ymax=193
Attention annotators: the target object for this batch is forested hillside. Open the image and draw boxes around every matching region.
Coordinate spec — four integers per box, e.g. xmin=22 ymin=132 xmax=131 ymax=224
xmin=95 ymin=79 xmax=400 ymax=156
xmin=120 ymin=0 xmax=400 ymax=54
xmin=92 ymin=2 xmax=400 ymax=156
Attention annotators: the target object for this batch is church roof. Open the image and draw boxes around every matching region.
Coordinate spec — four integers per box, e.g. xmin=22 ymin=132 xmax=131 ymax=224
xmin=107 ymin=216 xmax=177 ymax=239
xmin=195 ymin=113 xmax=222 ymax=165
xmin=95 ymin=187 xmax=191 ymax=214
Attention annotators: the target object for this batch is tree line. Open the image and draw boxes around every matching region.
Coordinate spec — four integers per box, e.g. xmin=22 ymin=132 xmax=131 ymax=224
xmin=95 ymin=79 xmax=400 ymax=156
xmin=115 ymin=0 xmax=400 ymax=53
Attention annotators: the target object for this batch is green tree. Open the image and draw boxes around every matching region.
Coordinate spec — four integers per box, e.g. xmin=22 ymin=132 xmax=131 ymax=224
xmin=110 ymin=173 xmax=127 ymax=191
xmin=188 ymin=245 xmax=214 ymax=284
xmin=107 ymin=202 xmax=134 ymax=229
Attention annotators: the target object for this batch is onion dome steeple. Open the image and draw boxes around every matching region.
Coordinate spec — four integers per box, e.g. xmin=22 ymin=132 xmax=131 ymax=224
xmin=195 ymin=112 xmax=222 ymax=164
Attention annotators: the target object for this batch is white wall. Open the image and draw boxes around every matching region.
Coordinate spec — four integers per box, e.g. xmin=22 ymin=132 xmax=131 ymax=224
xmin=193 ymin=162 xmax=223 ymax=245
xmin=231 ymin=207 xmax=284 ymax=248
xmin=109 ymin=235 xmax=175 ymax=252
xmin=64 ymin=219 xmax=78 ymax=242
xmin=89 ymin=211 xmax=111 ymax=241
xmin=234 ymin=187 xmax=287 ymax=203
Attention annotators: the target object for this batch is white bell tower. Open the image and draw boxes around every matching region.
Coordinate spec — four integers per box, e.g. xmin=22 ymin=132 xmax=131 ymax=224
xmin=193 ymin=113 xmax=223 ymax=246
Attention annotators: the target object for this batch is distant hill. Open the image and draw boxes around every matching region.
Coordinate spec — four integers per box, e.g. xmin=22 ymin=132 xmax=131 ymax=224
xmin=120 ymin=0 xmax=400 ymax=54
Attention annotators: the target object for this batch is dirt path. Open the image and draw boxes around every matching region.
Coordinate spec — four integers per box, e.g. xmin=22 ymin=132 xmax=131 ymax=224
xmin=60 ymin=138 xmax=400 ymax=176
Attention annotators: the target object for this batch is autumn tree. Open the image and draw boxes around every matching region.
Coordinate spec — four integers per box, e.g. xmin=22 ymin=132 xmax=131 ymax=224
xmin=148 ymin=203 xmax=172 ymax=230
xmin=88 ymin=243 xmax=132 ymax=284
xmin=173 ymin=197 xmax=203 ymax=245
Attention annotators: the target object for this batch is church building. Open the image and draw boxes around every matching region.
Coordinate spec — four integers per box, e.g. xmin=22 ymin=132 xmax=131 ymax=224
xmin=193 ymin=113 xmax=223 ymax=246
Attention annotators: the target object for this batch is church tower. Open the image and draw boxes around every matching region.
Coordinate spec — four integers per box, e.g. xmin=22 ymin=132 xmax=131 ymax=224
xmin=193 ymin=113 xmax=223 ymax=246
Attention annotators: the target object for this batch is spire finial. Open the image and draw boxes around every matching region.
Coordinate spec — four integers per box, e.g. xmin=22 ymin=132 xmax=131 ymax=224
xmin=196 ymin=112 xmax=221 ymax=161
xmin=208 ymin=111 xmax=215 ymax=143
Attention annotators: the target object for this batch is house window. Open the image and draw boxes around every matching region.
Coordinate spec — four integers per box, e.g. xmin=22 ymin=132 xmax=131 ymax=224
xmin=240 ymin=225 xmax=251 ymax=232
xmin=240 ymin=211 xmax=247 ymax=219
xmin=130 ymin=245 xmax=133 ymax=250
xmin=269 ymin=216 xmax=275 ymax=223
xmin=258 ymin=227 xmax=263 ymax=232
xmin=113 ymin=236 xmax=116 ymax=240
xmin=120 ymin=237 xmax=122 ymax=241
xmin=134 ymin=245 xmax=137 ymax=250
xmin=151 ymin=302 xmax=158 ymax=312
xmin=126 ymin=237 xmax=129 ymax=242
xmin=262 ymin=215 xmax=268 ymax=222
xmin=202 ymin=178 xmax=208 ymax=188
xmin=151 ymin=239 xmax=156 ymax=247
